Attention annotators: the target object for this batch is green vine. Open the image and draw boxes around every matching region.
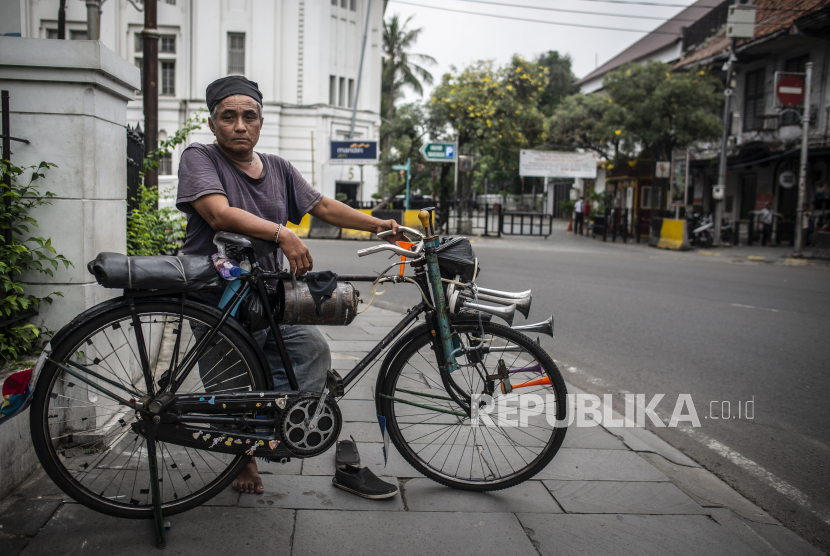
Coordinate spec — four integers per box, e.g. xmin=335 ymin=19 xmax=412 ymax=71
xmin=127 ymin=109 xmax=206 ymax=256
xmin=1 ymin=160 xmax=73 ymax=368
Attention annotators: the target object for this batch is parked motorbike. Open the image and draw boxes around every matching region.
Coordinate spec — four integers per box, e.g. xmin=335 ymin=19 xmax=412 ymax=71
xmin=690 ymin=213 xmax=714 ymax=247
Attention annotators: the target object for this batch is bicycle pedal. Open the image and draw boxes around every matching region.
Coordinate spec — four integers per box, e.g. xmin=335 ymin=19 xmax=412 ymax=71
xmin=327 ymin=370 xmax=345 ymax=397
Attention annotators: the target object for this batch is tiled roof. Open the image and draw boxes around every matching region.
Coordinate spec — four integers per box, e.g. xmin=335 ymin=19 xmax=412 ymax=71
xmin=575 ymin=0 xmax=721 ymax=86
xmin=676 ymin=0 xmax=830 ymax=67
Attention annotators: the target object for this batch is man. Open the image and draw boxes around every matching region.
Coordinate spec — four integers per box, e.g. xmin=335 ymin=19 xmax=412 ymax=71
xmin=573 ymin=197 xmax=584 ymax=235
xmin=751 ymin=202 xmax=781 ymax=246
xmin=176 ymin=76 xmax=402 ymax=494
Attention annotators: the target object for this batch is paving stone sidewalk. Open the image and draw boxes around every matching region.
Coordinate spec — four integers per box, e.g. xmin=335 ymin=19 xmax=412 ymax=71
xmin=0 ymin=306 xmax=821 ymax=556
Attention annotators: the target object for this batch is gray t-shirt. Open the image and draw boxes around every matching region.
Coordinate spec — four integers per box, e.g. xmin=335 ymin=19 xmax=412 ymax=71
xmin=176 ymin=142 xmax=322 ymax=273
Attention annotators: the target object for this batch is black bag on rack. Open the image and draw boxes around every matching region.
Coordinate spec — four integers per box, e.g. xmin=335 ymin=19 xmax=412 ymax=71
xmin=434 ymin=237 xmax=479 ymax=281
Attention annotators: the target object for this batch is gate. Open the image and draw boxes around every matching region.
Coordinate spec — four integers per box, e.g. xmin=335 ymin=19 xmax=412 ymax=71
xmin=126 ymin=123 xmax=144 ymax=211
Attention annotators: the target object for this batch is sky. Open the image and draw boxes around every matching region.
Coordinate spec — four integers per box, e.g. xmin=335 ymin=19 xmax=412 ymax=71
xmin=384 ymin=0 xmax=699 ymax=102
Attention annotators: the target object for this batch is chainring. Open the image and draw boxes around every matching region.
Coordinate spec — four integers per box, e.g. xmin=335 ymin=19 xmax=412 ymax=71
xmin=279 ymin=394 xmax=342 ymax=456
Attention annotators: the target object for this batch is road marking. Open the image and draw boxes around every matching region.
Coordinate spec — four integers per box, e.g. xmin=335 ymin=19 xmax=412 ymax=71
xmin=678 ymin=426 xmax=830 ymax=525
xmin=730 ymin=303 xmax=781 ymax=313
xmin=698 ymin=250 xmax=721 ymax=257
xmin=783 ymin=258 xmax=807 ymax=265
xmin=747 ymin=255 xmax=766 ymax=261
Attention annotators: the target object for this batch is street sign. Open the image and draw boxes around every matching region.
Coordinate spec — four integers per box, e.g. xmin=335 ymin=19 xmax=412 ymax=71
xmin=776 ymin=75 xmax=804 ymax=107
xmin=779 ymin=170 xmax=796 ymax=189
xmin=670 ymin=150 xmax=690 ymax=206
xmin=330 ymin=140 xmax=378 ymax=165
xmin=655 ymin=161 xmax=670 ymax=178
xmin=459 ymin=156 xmax=474 ymax=172
xmin=420 ymin=142 xmax=456 ymax=162
xmin=519 ymin=150 xmax=597 ymax=178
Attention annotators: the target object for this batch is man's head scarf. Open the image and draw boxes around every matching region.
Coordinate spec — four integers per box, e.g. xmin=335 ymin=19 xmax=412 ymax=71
xmin=206 ymin=76 xmax=263 ymax=112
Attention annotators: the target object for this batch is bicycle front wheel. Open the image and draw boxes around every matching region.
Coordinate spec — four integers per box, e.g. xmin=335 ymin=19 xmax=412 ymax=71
xmin=30 ymin=298 xmax=269 ymax=519
xmin=380 ymin=322 xmax=567 ymax=491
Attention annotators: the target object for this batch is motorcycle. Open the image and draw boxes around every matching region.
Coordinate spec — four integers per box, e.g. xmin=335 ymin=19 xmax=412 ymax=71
xmin=690 ymin=213 xmax=714 ymax=248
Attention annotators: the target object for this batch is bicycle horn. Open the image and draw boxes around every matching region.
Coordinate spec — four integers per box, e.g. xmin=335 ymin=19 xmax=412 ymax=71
xmin=459 ymin=289 xmax=532 ymax=318
xmin=458 ymin=299 xmax=516 ymax=326
xmin=512 ymin=316 xmax=554 ymax=338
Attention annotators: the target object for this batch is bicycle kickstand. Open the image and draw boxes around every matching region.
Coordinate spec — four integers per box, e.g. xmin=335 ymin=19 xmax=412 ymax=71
xmin=146 ymin=424 xmax=167 ymax=548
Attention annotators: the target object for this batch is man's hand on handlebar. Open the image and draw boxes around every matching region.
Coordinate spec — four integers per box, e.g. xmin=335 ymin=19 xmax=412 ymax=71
xmin=376 ymin=219 xmax=405 ymax=244
xmin=279 ymin=227 xmax=313 ymax=275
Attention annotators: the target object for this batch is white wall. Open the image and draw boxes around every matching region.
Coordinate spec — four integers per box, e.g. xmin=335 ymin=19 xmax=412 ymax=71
xmin=19 ymin=0 xmax=385 ymax=203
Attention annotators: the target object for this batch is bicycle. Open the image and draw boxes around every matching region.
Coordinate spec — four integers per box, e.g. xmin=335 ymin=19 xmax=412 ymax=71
xmin=24 ymin=208 xmax=567 ymax=547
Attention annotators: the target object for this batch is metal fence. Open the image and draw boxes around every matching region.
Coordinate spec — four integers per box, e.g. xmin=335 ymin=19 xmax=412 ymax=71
xmin=126 ymin=123 xmax=144 ymax=211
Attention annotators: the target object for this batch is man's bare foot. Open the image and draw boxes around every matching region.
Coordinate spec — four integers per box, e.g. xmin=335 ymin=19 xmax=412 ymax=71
xmin=233 ymin=459 xmax=264 ymax=494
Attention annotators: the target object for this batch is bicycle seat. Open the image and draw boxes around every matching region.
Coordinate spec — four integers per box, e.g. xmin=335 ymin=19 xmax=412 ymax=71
xmin=214 ymin=231 xmax=279 ymax=258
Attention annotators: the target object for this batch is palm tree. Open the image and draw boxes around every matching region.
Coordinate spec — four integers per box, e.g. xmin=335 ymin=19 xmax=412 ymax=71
xmin=382 ymin=15 xmax=436 ymax=149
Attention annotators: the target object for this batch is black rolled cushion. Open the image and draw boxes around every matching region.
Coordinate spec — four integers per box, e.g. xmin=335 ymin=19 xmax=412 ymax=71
xmin=87 ymin=252 xmax=222 ymax=292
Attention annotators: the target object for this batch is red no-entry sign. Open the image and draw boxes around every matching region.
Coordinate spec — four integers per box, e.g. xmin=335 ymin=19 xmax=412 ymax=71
xmin=776 ymin=75 xmax=804 ymax=107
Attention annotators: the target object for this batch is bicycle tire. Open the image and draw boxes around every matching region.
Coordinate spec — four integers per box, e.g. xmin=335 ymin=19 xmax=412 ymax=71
xmin=380 ymin=321 xmax=567 ymax=492
xmin=30 ymin=298 xmax=269 ymax=519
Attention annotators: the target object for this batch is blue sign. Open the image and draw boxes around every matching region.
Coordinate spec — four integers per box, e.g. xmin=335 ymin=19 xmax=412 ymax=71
xmin=330 ymin=140 xmax=378 ymax=165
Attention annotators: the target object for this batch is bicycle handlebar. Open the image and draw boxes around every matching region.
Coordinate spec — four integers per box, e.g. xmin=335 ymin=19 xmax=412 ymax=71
xmin=377 ymin=226 xmax=424 ymax=239
xmin=357 ymin=241 xmax=424 ymax=258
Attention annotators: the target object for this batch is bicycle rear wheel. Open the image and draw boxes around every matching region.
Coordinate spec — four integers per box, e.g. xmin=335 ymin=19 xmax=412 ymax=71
xmin=30 ymin=298 xmax=268 ymax=518
xmin=380 ymin=322 xmax=567 ymax=491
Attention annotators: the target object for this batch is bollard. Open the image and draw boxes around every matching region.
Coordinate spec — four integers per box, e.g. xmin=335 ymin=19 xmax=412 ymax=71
xmin=748 ymin=213 xmax=754 ymax=246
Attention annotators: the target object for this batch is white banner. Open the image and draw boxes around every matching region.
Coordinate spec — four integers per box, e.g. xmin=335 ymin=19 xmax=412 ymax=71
xmin=519 ymin=150 xmax=597 ymax=178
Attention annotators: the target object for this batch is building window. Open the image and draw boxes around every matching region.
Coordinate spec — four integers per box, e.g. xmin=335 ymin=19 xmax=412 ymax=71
xmin=165 ymin=0 xmax=176 ymax=5
xmin=70 ymin=30 xmax=88 ymax=40
xmin=348 ymin=79 xmax=355 ymax=108
xmin=47 ymin=29 xmax=57 ymax=39
xmin=160 ymin=35 xmax=176 ymax=53
xmin=781 ymin=55 xmax=808 ymax=126
xmin=161 ymin=61 xmax=175 ymax=95
xmin=340 ymin=0 xmax=347 ymax=7
xmin=159 ymin=153 xmax=173 ymax=175
xmin=329 ymin=76 xmax=337 ymax=105
xmin=339 ymin=77 xmax=346 ymax=107
xmin=228 ymin=33 xmax=245 ymax=75
xmin=641 ymin=187 xmax=652 ymax=209
xmin=350 ymin=0 xmax=357 ymax=10
xmin=743 ymin=68 xmax=765 ymax=132
xmin=135 ymin=33 xmax=143 ymax=52
xmin=331 ymin=0 xmax=337 ymax=5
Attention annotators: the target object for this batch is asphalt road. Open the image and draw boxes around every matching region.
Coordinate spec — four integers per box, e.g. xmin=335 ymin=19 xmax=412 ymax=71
xmin=303 ymin=230 xmax=830 ymax=552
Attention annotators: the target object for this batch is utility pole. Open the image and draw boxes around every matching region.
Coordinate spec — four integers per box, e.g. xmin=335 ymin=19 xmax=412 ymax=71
xmin=793 ymin=62 xmax=813 ymax=257
xmin=349 ymin=0 xmax=372 ymax=139
xmin=715 ymin=1 xmax=755 ymax=245
xmin=714 ymin=42 xmax=736 ymax=246
xmin=142 ymin=0 xmax=159 ymax=189
xmin=453 ymin=136 xmax=459 ymax=232
xmin=58 ymin=0 xmax=67 ymax=39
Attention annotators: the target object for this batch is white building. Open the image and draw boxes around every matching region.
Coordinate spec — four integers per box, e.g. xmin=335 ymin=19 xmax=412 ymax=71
xmin=574 ymin=0 xmax=719 ymax=94
xmin=10 ymin=0 xmax=385 ymax=204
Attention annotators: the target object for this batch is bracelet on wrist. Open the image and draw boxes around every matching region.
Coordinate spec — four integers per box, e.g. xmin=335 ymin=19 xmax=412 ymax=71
xmin=274 ymin=223 xmax=282 ymax=244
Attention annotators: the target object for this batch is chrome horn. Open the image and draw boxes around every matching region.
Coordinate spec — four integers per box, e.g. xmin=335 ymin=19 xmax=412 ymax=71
xmin=512 ymin=316 xmax=554 ymax=338
xmin=475 ymin=286 xmax=532 ymax=300
xmin=459 ymin=290 xmax=531 ymax=318
xmin=459 ymin=299 xmax=516 ymax=326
